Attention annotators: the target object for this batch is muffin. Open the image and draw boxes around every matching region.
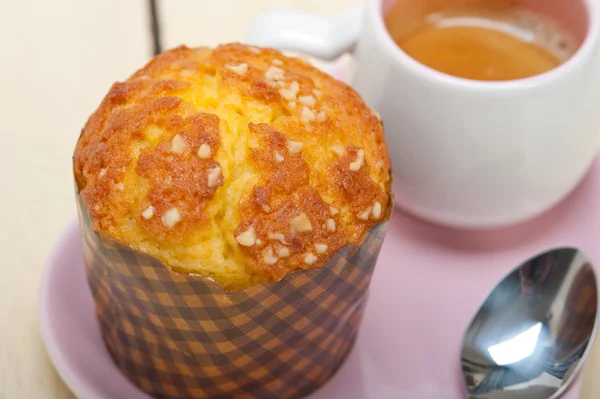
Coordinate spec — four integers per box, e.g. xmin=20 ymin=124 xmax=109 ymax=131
xmin=74 ymin=43 xmax=391 ymax=291
xmin=74 ymin=43 xmax=392 ymax=399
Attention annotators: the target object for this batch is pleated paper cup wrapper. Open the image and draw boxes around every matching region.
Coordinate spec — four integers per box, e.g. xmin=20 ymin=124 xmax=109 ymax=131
xmin=76 ymin=194 xmax=392 ymax=399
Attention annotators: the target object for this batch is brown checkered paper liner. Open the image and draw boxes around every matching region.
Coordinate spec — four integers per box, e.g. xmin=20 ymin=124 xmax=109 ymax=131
xmin=76 ymin=195 xmax=391 ymax=399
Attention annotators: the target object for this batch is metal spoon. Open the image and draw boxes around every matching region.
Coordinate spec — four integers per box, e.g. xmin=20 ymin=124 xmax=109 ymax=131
xmin=461 ymin=248 xmax=599 ymax=399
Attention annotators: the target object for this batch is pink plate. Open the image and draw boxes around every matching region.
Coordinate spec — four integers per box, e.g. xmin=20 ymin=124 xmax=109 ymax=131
xmin=39 ymin=155 xmax=600 ymax=398
xmin=40 ymin=58 xmax=592 ymax=399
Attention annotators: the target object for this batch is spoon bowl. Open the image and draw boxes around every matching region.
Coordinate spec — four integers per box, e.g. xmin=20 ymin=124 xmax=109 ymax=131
xmin=461 ymin=247 xmax=599 ymax=398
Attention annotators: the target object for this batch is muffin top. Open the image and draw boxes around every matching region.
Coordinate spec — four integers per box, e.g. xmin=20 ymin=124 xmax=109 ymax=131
xmin=74 ymin=44 xmax=391 ymax=291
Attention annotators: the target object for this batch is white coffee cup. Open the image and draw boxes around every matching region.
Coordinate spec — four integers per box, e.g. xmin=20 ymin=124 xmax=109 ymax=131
xmin=247 ymin=0 xmax=600 ymax=228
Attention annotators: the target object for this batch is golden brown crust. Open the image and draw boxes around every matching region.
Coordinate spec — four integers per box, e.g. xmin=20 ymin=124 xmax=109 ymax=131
xmin=74 ymin=43 xmax=391 ymax=290
xmin=135 ymin=112 xmax=223 ymax=239
xmin=234 ymin=123 xmax=348 ymax=280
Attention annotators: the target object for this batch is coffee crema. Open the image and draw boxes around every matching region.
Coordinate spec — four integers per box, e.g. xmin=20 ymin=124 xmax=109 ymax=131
xmin=384 ymin=0 xmax=577 ymax=81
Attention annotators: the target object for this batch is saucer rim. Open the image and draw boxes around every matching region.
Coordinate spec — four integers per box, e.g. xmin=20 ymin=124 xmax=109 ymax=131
xmin=39 ymin=219 xmax=100 ymax=399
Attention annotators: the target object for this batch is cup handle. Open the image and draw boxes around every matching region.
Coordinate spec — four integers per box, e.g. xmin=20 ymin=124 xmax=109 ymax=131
xmin=246 ymin=5 xmax=364 ymax=61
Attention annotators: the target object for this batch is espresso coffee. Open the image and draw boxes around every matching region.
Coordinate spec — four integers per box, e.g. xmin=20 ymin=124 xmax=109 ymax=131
xmin=384 ymin=0 xmax=577 ymax=81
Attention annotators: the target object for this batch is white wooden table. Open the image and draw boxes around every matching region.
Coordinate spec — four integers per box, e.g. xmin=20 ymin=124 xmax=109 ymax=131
xmin=0 ymin=0 xmax=598 ymax=397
